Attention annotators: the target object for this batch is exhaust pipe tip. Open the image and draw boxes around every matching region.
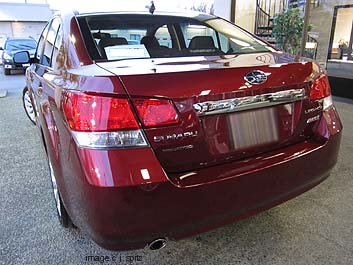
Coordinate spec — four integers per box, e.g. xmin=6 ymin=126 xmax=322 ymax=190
xmin=148 ymin=238 xmax=167 ymax=251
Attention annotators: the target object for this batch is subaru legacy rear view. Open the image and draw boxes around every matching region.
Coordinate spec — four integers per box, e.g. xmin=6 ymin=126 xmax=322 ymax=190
xmin=20 ymin=9 xmax=342 ymax=250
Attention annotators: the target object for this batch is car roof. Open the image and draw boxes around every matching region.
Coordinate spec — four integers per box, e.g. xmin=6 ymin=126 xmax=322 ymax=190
xmin=72 ymin=9 xmax=215 ymax=21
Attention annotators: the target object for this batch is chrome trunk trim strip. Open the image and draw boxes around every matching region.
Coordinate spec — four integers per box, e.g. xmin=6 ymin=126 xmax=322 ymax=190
xmin=193 ymin=88 xmax=306 ymax=116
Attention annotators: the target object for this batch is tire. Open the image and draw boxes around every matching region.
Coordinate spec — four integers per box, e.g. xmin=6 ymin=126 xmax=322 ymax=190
xmin=48 ymin=159 xmax=73 ymax=228
xmin=4 ymin=69 xmax=10 ymax=75
xmin=22 ymin=87 xmax=36 ymax=125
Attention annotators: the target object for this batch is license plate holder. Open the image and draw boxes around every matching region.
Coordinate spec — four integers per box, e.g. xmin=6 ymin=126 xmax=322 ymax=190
xmin=227 ymin=107 xmax=279 ymax=150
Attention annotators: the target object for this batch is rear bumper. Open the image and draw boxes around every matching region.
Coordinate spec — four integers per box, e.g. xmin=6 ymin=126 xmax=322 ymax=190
xmin=59 ymin=107 xmax=342 ymax=250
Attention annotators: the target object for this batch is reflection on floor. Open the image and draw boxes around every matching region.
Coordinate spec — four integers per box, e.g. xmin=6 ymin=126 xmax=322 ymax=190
xmin=329 ymin=76 xmax=353 ymax=100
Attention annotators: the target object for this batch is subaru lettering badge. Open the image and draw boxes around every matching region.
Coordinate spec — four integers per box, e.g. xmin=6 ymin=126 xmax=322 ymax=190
xmin=244 ymin=70 xmax=268 ymax=85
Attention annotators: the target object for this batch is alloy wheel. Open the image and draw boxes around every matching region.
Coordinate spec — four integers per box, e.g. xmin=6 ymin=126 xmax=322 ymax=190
xmin=48 ymin=160 xmax=62 ymax=218
xmin=23 ymin=89 xmax=36 ymax=124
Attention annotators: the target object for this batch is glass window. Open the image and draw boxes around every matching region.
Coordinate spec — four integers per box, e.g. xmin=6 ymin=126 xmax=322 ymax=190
xmin=78 ymin=14 xmax=272 ymax=61
xmin=181 ymin=23 xmax=218 ymax=48
xmin=41 ymin=18 xmax=60 ymax=67
xmin=91 ymin=28 xmax=149 ymax=60
xmin=36 ymin=23 xmax=50 ymax=61
xmin=330 ymin=6 xmax=353 ymax=61
xmin=5 ymin=39 xmax=37 ymax=50
xmin=155 ymin=26 xmax=172 ymax=48
xmin=51 ymin=25 xmax=63 ymax=69
xmin=206 ymin=19 xmax=272 ymax=54
xmin=130 ymin=34 xmax=141 ymax=41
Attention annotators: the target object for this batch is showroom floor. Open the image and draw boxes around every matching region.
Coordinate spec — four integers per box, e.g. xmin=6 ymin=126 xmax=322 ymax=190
xmin=1 ymin=69 xmax=353 ymax=265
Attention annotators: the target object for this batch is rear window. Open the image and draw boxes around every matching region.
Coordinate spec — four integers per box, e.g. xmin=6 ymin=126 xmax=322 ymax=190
xmin=5 ymin=39 xmax=37 ymax=50
xmin=78 ymin=14 xmax=273 ymax=61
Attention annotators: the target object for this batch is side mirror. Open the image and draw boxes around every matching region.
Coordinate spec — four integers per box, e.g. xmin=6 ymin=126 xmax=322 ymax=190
xmin=0 ymin=47 xmax=3 ymax=50
xmin=13 ymin=51 xmax=30 ymax=64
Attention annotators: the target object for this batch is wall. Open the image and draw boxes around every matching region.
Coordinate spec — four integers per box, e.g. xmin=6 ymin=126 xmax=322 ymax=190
xmin=0 ymin=1 xmax=52 ymax=61
xmin=0 ymin=2 xmax=52 ymax=22
xmin=234 ymin=1 xmax=257 ymax=33
xmin=0 ymin=22 xmax=46 ymax=45
xmin=0 ymin=22 xmax=12 ymax=47
xmin=214 ymin=0 xmax=231 ymax=20
xmin=11 ymin=22 xmax=46 ymax=39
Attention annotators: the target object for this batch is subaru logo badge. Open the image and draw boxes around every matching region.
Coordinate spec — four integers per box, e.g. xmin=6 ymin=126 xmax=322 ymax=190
xmin=244 ymin=70 xmax=268 ymax=85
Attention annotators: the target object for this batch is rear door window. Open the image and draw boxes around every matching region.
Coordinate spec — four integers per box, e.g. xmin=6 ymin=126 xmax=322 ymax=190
xmin=41 ymin=18 xmax=60 ymax=67
xmin=51 ymin=24 xmax=62 ymax=70
xmin=36 ymin=23 xmax=50 ymax=61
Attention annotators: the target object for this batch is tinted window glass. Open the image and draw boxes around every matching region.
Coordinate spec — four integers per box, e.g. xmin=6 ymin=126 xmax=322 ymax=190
xmin=51 ymin=25 xmax=63 ymax=69
xmin=36 ymin=23 xmax=50 ymax=61
xmin=78 ymin=14 xmax=272 ymax=61
xmin=42 ymin=18 xmax=60 ymax=67
xmin=206 ymin=19 xmax=272 ymax=54
xmin=92 ymin=28 xmax=148 ymax=60
xmin=181 ymin=23 xmax=219 ymax=48
xmin=155 ymin=25 xmax=172 ymax=48
xmin=5 ymin=39 xmax=37 ymax=50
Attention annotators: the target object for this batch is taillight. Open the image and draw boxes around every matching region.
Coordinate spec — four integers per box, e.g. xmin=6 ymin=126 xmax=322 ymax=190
xmin=63 ymin=92 xmax=138 ymax=131
xmin=309 ymin=74 xmax=333 ymax=111
xmin=62 ymin=92 xmax=148 ymax=149
xmin=133 ymin=98 xmax=180 ymax=128
xmin=310 ymin=75 xmax=331 ymax=100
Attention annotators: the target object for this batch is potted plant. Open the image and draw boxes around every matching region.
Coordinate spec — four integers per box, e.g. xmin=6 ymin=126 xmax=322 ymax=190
xmin=272 ymin=8 xmax=312 ymax=55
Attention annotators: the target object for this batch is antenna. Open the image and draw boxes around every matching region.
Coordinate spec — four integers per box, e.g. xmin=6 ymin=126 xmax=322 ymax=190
xmin=149 ymin=1 xmax=155 ymax=15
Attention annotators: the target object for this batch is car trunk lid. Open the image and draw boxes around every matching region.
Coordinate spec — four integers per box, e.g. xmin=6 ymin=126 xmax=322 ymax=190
xmin=97 ymin=53 xmax=322 ymax=173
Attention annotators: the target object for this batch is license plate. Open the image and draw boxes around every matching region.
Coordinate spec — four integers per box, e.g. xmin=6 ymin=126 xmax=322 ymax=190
xmin=23 ymin=63 xmax=30 ymax=67
xmin=227 ymin=107 xmax=279 ymax=150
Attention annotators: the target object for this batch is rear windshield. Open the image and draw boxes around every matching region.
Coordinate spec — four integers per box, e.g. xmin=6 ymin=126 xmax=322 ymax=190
xmin=78 ymin=14 xmax=273 ymax=61
xmin=5 ymin=39 xmax=37 ymax=50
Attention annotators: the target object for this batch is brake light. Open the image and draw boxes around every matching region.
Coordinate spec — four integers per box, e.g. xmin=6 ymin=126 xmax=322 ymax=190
xmin=133 ymin=98 xmax=180 ymax=127
xmin=310 ymin=75 xmax=331 ymax=100
xmin=62 ymin=92 xmax=148 ymax=149
xmin=63 ymin=92 xmax=139 ymax=132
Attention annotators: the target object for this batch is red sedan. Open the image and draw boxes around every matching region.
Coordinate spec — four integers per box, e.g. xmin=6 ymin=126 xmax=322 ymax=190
xmin=17 ymin=9 xmax=342 ymax=250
